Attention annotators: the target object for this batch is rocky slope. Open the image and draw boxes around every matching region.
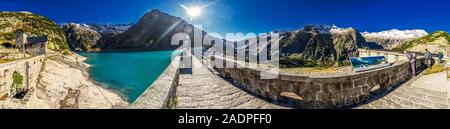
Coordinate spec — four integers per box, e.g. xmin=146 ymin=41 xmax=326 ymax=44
xmin=394 ymin=31 xmax=450 ymax=53
xmin=97 ymin=9 xmax=205 ymax=51
xmin=362 ymin=29 xmax=428 ymax=50
xmin=0 ymin=12 xmax=69 ymax=51
xmin=278 ymin=25 xmax=369 ymax=67
xmin=62 ymin=23 xmax=101 ymax=51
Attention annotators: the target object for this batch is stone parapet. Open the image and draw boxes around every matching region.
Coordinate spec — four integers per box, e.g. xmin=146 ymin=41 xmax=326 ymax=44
xmin=131 ymin=56 xmax=181 ymax=109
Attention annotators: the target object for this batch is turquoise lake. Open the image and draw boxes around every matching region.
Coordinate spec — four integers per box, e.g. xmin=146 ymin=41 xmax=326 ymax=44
xmin=78 ymin=51 xmax=174 ymax=102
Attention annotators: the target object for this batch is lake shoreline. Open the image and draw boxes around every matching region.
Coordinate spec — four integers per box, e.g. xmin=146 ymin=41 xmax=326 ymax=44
xmin=34 ymin=53 xmax=129 ymax=109
xmin=77 ymin=50 xmax=174 ymax=102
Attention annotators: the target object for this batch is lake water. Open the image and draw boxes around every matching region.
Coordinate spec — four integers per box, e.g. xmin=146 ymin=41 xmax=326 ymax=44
xmin=78 ymin=51 xmax=174 ymax=102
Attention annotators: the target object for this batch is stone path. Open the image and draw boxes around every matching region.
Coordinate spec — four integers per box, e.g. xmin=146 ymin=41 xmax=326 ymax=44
xmin=175 ymin=57 xmax=286 ymax=109
xmin=357 ymin=72 xmax=449 ymax=109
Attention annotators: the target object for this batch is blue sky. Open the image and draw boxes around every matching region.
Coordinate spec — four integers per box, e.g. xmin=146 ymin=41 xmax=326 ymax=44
xmin=1 ymin=0 xmax=449 ymax=35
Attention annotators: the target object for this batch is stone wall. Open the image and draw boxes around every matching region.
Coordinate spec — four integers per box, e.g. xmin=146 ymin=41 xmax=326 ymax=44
xmin=210 ymin=50 xmax=427 ymax=108
xmin=0 ymin=56 xmax=45 ymax=109
xmin=130 ymin=56 xmax=181 ymax=109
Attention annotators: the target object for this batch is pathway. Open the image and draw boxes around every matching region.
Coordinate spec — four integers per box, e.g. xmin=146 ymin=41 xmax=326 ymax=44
xmin=357 ymin=72 xmax=449 ymax=109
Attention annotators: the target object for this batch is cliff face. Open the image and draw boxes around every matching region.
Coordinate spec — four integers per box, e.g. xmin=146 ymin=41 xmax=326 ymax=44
xmin=62 ymin=23 xmax=101 ymax=51
xmin=279 ymin=25 xmax=367 ymax=67
xmin=0 ymin=12 xmax=69 ymax=51
xmin=97 ymin=10 xmax=200 ymax=51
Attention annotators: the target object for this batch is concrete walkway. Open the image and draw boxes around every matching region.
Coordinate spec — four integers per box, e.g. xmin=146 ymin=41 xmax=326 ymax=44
xmin=357 ymin=72 xmax=449 ymax=109
xmin=410 ymin=72 xmax=449 ymax=99
xmin=174 ymin=57 xmax=286 ymax=109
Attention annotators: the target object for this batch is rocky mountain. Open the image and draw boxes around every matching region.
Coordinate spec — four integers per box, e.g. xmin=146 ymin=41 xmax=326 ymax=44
xmin=97 ymin=9 xmax=205 ymax=51
xmin=0 ymin=11 xmax=69 ymax=51
xmin=362 ymin=29 xmax=428 ymax=50
xmin=278 ymin=25 xmax=369 ymax=67
xmin=393 ymin=31 xmax=449 ymax=53
xmin=62 ymin=23 xmax=101 ymax=51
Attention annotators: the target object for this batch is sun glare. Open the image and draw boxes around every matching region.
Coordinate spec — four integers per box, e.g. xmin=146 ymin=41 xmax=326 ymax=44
xmin=186 ymin=7 xmax=202 ymax=17
xmin=180 ymin=4 xmax=203 ymax=19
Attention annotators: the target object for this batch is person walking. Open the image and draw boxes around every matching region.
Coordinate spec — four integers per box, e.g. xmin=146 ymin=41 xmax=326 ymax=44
xmin=424 ymin=49 xmax=433 ymax=68
xmin=406 ymin=51 xmax=417 ymax=76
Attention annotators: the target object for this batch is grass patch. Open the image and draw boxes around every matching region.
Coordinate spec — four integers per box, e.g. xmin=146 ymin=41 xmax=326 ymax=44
xmin=169 ymin=96 xmax=178 ymax=109
xmin=0 ymin=58 xmax=17 ymax=64
xmin=0 ymin=94 xmax=8 ymax=100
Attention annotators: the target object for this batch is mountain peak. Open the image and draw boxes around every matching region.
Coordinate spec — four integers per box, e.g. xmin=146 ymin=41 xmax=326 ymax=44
xmin=148 ymin=9 xmax=162 ymax=15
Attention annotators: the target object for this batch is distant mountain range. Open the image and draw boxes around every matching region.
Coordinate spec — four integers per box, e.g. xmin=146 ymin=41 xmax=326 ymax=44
xmin=87 ymin=23 xmax=133 ymax=34
xmin=362 ymin=29 xmax=428 ymax=50
xmin=5 ymin=10 xmax=444 ymax=67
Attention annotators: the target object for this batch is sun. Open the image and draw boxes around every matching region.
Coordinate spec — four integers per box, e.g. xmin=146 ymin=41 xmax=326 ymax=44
xmin=180 ymin=4 xmax=203 ymax=19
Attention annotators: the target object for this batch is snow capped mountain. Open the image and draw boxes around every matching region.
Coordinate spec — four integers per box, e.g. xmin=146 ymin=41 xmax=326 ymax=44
xmin=60 ymin=23 xmax=133 ymax=34
xmin=302 ymin=24 xmax=354 ymax=34
xmin=87 ymin=23 xmax=133 ymax=34
xmin=362 ymin=29 xmax=428 ymax=39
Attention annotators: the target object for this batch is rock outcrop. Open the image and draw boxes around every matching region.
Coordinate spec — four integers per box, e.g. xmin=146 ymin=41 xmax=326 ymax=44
xmin=62 ymin=23 xmax=101 ymax=51
xmin=362 ymin=29 xmax=428 ymax=50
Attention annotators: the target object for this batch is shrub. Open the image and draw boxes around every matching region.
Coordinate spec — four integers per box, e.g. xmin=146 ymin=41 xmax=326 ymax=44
xmin=12 ymin=71 xmax=24 ymax=88
xmin=62 ymin=49 xmax=72 ymax=55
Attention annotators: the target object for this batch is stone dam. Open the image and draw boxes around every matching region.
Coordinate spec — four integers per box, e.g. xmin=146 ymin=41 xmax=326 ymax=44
xmin=132 ymin=49 xmax=444 ymax=109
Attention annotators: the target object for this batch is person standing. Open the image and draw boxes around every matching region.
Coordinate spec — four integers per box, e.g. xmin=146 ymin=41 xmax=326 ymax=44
xmin=424 ymin=49 xmax=433 ymax=68
xmin=406 ymin=51 xmax=417 ymax=76
xmin=438 ymin=51 xmax=444 ymax=64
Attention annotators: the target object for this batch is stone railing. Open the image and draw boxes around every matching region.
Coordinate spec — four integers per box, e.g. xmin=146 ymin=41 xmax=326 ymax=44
xmin=130 ymin=56 xmax=181 ymax=109
xmin=209 ymin=51 xmax=427 ymax=109
xmin=0 ymin=56 xmax=45 ymax=109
